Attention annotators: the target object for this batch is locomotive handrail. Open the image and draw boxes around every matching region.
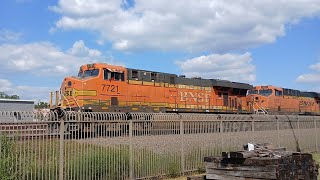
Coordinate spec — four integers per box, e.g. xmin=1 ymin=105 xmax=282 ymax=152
xmin=60 ymin=91 xmax=71 ymax=110
xmin=71 ymin=93 xmax=81 ymax=111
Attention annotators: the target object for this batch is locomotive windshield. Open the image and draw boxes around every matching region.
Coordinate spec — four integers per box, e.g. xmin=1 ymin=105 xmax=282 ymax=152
xmin=259 ymin=89 xmax=273 ymax=96
xmin=84 ymin=69 xmax=99 ymax=77
xmin=247 ymin=90 xmax=258 ymax=95
xmin=78 ymin=71 xmax=83 ymax=77
xmin=78 ymin=69 xmax=100 ymax=78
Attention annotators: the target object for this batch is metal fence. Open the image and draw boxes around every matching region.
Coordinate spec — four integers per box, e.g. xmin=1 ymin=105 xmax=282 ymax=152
xmin=0 ymin=111 xmax=319 ymax=179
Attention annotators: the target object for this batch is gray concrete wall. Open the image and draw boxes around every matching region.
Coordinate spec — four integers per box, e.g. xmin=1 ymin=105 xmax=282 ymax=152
xmin=0 ymin=99 xmax=34 ymax=121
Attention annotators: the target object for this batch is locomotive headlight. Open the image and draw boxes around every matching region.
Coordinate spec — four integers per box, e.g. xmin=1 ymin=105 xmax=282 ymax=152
xmin=67 ymin=81 xmax=72 ymax=87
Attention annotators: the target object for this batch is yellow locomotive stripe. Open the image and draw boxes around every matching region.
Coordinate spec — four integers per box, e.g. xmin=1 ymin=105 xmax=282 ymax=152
xmin=65 ymin=88 xmax=97 ymax=97
xmin=74 ymin=89 xmax=97 ymax=97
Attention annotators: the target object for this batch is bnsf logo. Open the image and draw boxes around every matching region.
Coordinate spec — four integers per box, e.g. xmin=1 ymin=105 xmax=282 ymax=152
xmin=299 ymin=101 xmax=315 ymax=106
xmin=179 ymin=91 xmax=211 ymax=103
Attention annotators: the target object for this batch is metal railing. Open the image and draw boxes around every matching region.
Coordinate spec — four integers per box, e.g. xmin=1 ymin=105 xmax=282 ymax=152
xmin=0 ymin=111 xmax=319 ymax=179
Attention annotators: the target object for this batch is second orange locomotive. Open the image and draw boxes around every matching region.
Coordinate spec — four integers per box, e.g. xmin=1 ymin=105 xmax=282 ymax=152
xmin=247 ymin=85 xmax=320 ymax=115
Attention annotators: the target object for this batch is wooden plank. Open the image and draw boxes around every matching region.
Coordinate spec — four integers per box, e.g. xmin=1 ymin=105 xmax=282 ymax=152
xmin=292 ymin=152 xmax=312 ymax=159
xmin=206 ymin=164 xmax=278 ymax=172
xmin=204 ymin=156 xmax=224 ymax=163
xmin=206 ymin=173 xmax=265 ymax=180
xmin=230 ymin=151 xmax=257 ymax=158
xmin=243 ymin=157 xmax=281 ymax=166
xmin=205 ymin=157 xmax=247 ymax=165
xmin=268 ymin=147 xmax=286 ymax=151
xmin=206 ymin=169 xmax=277 ymax=179
xmin=186 ymin=175 xmax=205 ymax=180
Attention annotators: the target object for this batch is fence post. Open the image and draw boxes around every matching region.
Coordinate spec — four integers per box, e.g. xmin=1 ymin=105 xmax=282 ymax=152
xmin=129 ymin=120 xmax=134 ymax=180
xmin=59 ymin=119 xmax=64 ymax=180
xmin=219 ymin=119 xmax=224 ymax=151
xmin=180 ymin=119 xmax=185 ymax=176
xmin=251 ymin=118 xmax=255 ymax=143
xmin=297 ymin=116 xmax=300 ymax=145
xmin=315 ymin=118 xmax=318 ymax=152
xmin=277 ymin=118 xmax=280 ymax=147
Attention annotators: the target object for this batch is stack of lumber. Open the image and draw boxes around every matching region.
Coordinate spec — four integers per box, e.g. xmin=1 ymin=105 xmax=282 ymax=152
xmin=204 ymin=144 xmax=319 ymax=180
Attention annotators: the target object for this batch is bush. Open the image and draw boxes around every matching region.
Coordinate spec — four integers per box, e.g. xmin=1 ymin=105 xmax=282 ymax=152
xmin=66 ymin=145 xmax=130 ymax=179
xmin=0 ymin=135 xmax=17 ymax=180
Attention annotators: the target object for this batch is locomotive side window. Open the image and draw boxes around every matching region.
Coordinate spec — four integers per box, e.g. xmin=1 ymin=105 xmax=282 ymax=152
xmin=151 ymin=73 xmax=157 ymax=81
xmin=275 ymin=90 xmax=283 ymax=96
xmin=170 ymin=76 xmax=175 ymax=84
xmin=132 ymin=70 xmax=139 ymax=79
xmin=103 ymin=69 xmax=109 ymax=80
xmin=104 ymin=69 xmax=124 ymax=81
xmin=111 ymin=72 xmax=125 ymax=81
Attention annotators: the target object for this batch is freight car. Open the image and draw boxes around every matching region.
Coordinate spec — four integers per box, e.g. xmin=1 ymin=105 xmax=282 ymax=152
xmin=51 ymin=63 xmax=253 ymax=114
xmin=247 ymin=85 xmax=320 ymax=115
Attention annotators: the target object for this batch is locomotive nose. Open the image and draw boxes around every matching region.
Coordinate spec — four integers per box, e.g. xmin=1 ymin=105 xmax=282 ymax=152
xmin=62 ymin=78 xmax=73 ymax=88
xmin=62 ymin=77 xmax=79 ymax=89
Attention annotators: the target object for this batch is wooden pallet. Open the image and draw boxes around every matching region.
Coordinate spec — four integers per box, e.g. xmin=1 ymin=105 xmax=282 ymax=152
xmin=204 ymin=144 xmax=319 ymax=180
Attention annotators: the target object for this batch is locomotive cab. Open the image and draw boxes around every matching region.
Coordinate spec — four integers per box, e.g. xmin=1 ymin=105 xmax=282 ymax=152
xmin=247 ymin=85 xmax=287 ymax=114
xmin=57 ymin=63 xmax=127 ymax=112
xmin=248 ymin=85 xmax=320 ymax=115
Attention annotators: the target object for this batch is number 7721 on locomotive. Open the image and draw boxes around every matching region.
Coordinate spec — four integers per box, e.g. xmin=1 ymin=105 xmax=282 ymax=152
xmin=50 ymin=63 xmax=253 ymax=113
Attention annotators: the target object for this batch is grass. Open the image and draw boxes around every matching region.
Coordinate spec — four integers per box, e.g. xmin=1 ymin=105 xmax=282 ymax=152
xmin=313 ymin=153 xmax=320 ymax=180
xmin=0 ymin=133 xmax=223 ymax=179
xmin=313 ymin=153 xmax=320 ymax=164
xmin=0 ymin=134 xmax=188 ymax=179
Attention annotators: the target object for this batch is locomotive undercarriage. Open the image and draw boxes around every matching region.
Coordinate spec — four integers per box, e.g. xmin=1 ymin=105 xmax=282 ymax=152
xmin=49 ymin=107 xmax=154 ymax=138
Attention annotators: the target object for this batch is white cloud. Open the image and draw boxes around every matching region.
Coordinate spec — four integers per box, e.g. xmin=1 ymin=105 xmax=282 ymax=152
xmin=68 ymin=40 xmax=101 ymax=57
xmin=310 ymin=63 xmax=320 ymax=71
xmin=0 ymin=79 xmax=13 ymax=92
xmin=296 ymin=56 xmax=320 ymax=84
xmin=0 ymin=79 xmax=55 ymax=101
xmin=113 ymin=40 xmax=129 ymax=51
xmin=0 ymin=40 xmax=108 ymax=76
xmin=177 ymin=52 xmax=255 ymax=83
xmin=0 ymin=40 xmax=117 ymax=101
xmin=296 ymin=74 xmax=320 ymax=83
xmin=0 ymin=29 xmax=22 ymax=42
xmin=15 ymin=85 xmax=55 ymax=101
xmin=296 ymin=62 xmax=320 ymax=83
xmin=51 ymin=0 xmax=320 ymax=52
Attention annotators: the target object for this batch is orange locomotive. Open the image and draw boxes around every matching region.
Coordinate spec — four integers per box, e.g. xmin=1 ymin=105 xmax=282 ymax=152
xmin=54 ymin=63 xmax=253 ymax=113
xmin=247 ymin=85 xmax=320 ymax=115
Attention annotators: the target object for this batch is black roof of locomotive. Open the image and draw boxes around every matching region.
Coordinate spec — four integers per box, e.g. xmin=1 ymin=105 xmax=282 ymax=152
xmin=126 ymin=68 xmax=253 ymax=90
xmin=283 ymin=88 xmax=320 ymax=98
xmin=211 ymin=79 xmax=253 ymax=90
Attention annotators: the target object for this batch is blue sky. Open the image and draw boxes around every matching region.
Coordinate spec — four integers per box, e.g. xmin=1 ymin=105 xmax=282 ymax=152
xmin=0 ymin=0 xmax=320 ymax=101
